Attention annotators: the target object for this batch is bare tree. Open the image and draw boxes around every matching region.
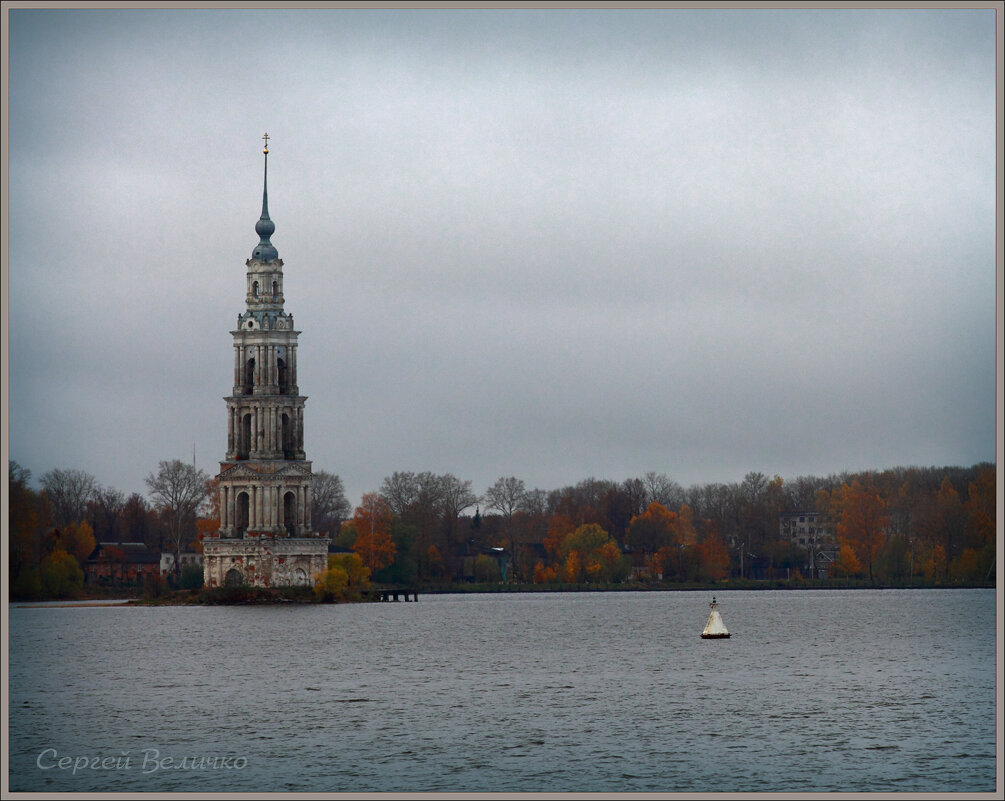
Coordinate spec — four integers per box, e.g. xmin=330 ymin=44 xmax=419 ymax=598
xmin=620 ymin=477 xmax=648 ymax=520
xmin=642 ymin=472 xmax=684 ymax=510
xmin=145 ymin=460 xmax=209 ymax=579
xmin=484 ymin=477 xmax=527 ymax=580
xmin=86 ymin=486 xmax=125 ymax=542
xmin=40 ymin=468 xmax=98 ymax=527
xmin=380 ymin=471 xmax=420 ymax=516
xmin=439 ymin=474 xmax=479 ymax=554
xmin=312 ymin=470 xmax=351 ymax=538
xmin=484 ymin=477 xmax=527 ymax=522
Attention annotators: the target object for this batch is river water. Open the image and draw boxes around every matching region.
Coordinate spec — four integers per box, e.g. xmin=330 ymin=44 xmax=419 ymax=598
xmin=6 ymin=589 xmax=998 ymax=794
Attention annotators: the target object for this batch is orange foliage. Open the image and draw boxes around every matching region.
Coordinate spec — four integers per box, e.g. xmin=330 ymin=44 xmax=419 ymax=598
xmin=834 ymin=543 xmax=863 ymax=577
xmin=696 ymin=532 xmax=730 ymax=581
xmin=533 ymin=561 xmax=559 ymax=583
xmin=427 ymin=544 xmax=447 ymax=580
xmin=596 ymin=540 xmax=622 ymax=570
xmin=57 ymin=521 xmax=96 ymax=565
xmin=923 ymin=543 xmax=947 ymax=583
xmin=194 ymin=477 xmax=220 ymax=552
xmin=648 ymin=545 xmax=675 ymax=578
xmin=545 ymin=513 xmax=576 ymax=557
xmin=677 ymin=504 xmax=697 ymax=547
xmin=563 ymin=550 xmax=583 ymax=583
xmin=352 ymin=492 xmax=396 ymax=572
xmin=965 ymin=468 xmax=995 ymax=548
xmin=835 ymin=479 xmax=889 ymax=582
xmin=628 ymin=502 xmax=677 ymax=554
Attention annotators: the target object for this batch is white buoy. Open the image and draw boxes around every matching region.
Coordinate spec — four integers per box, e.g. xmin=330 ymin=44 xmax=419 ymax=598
xmin=701 ymin=596 xmax=730 ymax=639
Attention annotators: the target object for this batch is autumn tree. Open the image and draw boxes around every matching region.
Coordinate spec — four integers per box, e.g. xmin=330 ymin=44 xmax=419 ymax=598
xmin=194 ymin=477 xmax=221 ymax=552
xmin=834 ymin=479 xmax=890 ymax=583
xmin=627 ymin=502 xmax=676 ymax=569
xmin=533 ymin=561 xmax=559 ymax=583
xmin=40 ymin=548 xmax=84 ymax=598
xmin=426 ymin=543 xmax=447 ymax=580
xmin=962 ymin=467 xmax=996 ymax=581
xmin=9 ymin=461 xmax=44 ymax=583
xmin=314 ymin=560 xmax=349 ymax=602
xmin=146 ymin=460 xmax=210 ymax=580
xmin=834 ymin=543 xmax=863 ymax=578
xmin=932 ymin=476 xmax=966 ymax=565
xmin=595 ymin=539 xmax=630 ymax=583
xmin=544 ymin=513 xmax=576 ymax=558
xmin=563 ymin=549 xmax=583 ymax=583
xmin=57 ymin=521 xmax=97 ymax=566
xmin=695 ymin=530 xmax=731 ymax=581
xmin=352 ymin=492 xmax=396 ymax=573
xmin=557 ymin=523 xmax=628 ymax=584
xmin=314 ymin=553 xmax=371 ymax=603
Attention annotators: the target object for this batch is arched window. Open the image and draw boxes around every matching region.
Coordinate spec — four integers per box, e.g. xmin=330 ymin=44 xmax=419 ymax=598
xmin=283 ymin=492 xmax=296 ymax=536
xmin=282 ymin=413 xmax=292 ymax=459
xmin=236 ymin=492 xmax=250 ymax=534
xmin=252 ymin=281 xmax=259 ymax=298
xmin=272 ymin=280 xmax=279 ymax=298
xmin=239 ymin=414 xmax=251 ymax=460
xmin=245 ymin=358 xmax=255 ymax=394
xmin=277 ymin=358 xmax=288 ymax=394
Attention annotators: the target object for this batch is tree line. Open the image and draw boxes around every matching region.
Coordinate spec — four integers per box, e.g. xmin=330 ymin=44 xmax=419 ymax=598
xmin=8 ymin=459 xmax=995 ymax=598
xmin=331 ymin=464 xmax=994 ymax=587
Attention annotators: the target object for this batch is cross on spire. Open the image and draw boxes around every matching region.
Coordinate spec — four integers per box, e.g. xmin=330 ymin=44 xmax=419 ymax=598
xmin=262 ymin=132 xmax=270 ymax=154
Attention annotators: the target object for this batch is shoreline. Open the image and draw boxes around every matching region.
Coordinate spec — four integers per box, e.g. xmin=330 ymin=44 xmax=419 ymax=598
xmin=10 ymin=580 xmax=996 ymax=607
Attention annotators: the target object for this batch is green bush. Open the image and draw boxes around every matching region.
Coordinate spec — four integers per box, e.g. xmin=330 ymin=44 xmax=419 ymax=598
xmin=179 ymin=563 xmax=204 ymax=589
xmin=40 ymin=549 xmax=83 ymax=598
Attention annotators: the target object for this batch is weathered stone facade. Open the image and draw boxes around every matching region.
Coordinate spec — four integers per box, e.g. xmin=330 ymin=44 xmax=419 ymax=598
xmin=203 ymin=137 xmax=328 ymax=588
xmin=203 ymin=538 xmax=326 ymax=588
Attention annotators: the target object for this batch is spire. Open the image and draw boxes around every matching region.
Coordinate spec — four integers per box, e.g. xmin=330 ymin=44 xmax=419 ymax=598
xmin=252 ymin=133 xmax=278 ymax=262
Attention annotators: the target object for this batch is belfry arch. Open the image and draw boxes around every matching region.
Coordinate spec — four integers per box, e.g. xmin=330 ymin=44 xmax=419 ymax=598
xmin=235 ymin=492 xmax=250 ymax=534
xmin=283 ymin=491 xmax=296 ymax=535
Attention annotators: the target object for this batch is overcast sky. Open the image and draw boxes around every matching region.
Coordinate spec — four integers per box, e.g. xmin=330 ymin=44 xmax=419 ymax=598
xmin=6 ymin=7 xmax=999 ymax=510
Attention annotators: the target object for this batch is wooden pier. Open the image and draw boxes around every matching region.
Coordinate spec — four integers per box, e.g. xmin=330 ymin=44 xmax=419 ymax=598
xmin=369 ymin=588 xmax=419 ymax=602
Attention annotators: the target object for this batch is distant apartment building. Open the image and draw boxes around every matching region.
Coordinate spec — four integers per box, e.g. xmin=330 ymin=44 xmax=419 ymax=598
xmin=780 ymin=511 xmax=838 ymax=579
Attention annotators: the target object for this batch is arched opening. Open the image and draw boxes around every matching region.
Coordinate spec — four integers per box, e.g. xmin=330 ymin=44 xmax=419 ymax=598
xmin=282 ymin=413 xmax=292 ymax=459
xmin=283 ymin=492 xmax=296 ymax=536
xmin=272 ymin=280 xmax=279 ymax=298
xmin=239 ymin=414 xmax=251 ymax=459
xmin=225 ymin=568 xmax=244 ymax=587
xmin=278 ymin=358 xmax=288 ymax=394
xmin=236 ymin=492 xmax=250 ymax=535
xmin=252 ymin=281 xmax=259 ymax=298
xmin=293 ymin=567 xmax=308 ymax=586
xmin=245 ymin=358 xmax=255 ymax=394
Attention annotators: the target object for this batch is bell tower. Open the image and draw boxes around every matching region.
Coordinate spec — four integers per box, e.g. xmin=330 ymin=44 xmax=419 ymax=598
xmin=203 ymin=135 xmax=328 ymax=589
